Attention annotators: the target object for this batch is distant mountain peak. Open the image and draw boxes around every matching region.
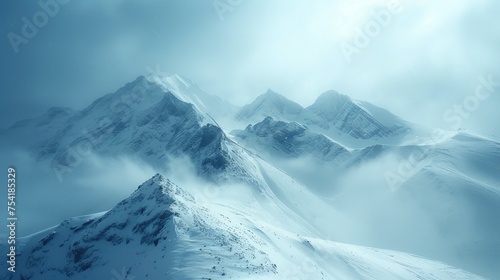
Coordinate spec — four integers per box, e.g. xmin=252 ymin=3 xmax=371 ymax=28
xmin=233 ymin=116 xmax=349 ymax=162
xmin=237 ymin=90 xmax=303 ymax=122
xmin=263 ymin=88 xmax=279 ymax=96
xmin=311 ymin=90 xmax=351 ymax=109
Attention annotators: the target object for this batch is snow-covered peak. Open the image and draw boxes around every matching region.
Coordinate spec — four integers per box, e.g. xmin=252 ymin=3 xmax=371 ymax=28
xmin=0 ymin=175 xmax=197 ymax=279
xmin=261 ymin=88 xmax=283 ymax=99
xmin=251 ymin=89 xmax=299 ymax=108
xmin=3 ymin=172 xmax=489 ymax=280
xmin=237 ymin=89 xmax=303 ymax=124
xmin=143 ymin=74 xmax=238 ymax=128
xmin=106 ymin=173 xmax=188 ymax=219
xmin=313 ymin=90 xmax=350 ymax=106
xmin=145 ymin=73 xmax=192 ymax=92
xmin=306 ymin=90 xmax=358 ymax=120
xmin=136 ymin=173 xmax=176 ymax=196
xmin=232 ymin=117 xmax=349 ymax=162
xmin=236 ymin=88 xmax=414 ymax=148
xmin=299 ymin=90 xmax=411 ymax=147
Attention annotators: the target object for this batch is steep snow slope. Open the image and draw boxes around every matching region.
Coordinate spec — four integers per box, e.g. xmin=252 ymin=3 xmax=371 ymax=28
xmin=1 ymin=174 xmax=487 ymax=280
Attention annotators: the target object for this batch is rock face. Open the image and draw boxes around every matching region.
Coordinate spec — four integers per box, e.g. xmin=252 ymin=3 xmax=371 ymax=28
xmin=233 ymin=117 xmax=349 ymax=161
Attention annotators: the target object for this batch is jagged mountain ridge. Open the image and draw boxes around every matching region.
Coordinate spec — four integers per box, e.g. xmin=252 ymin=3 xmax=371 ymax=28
xmin=232 ymin=116 xmax=350 ymax=162
xmin=236 ymin=89 xmax=412 ymax=148
xmin=0 ymin=75 xmax=247 ymax=181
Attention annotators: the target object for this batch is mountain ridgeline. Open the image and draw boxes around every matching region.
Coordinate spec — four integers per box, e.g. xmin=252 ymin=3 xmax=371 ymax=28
xmin=1 ymin=74 xmax=498 ymax=280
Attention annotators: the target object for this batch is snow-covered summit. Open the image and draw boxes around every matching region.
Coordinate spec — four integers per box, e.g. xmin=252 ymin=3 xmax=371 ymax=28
xmin=236 ymin=89 xmax=303 ymax=123
xmin=301 ymin=90 xmax=409 ymax=144
xmin=0 ymin=175 xmax=196 ymax=279
xmin=310 ymin=90 xmax=350 ymax=111
xmin=1 ymin=174 xmax=489 ymax=280
xmin=144 ymin=73 xmax=238 ymax=127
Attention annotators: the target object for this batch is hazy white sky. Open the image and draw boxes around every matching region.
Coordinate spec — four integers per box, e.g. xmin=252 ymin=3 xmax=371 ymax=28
xmin=1 ymin=0 xmax=499 ymax=136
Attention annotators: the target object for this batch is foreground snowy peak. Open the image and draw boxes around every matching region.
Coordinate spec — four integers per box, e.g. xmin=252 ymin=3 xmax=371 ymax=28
xmin=2 ymin=174 xmax=487 ymax=280
xmin=3 ymin=174 xmax=273 ymax=280
xmin=2 ymin=174 xmax=185 ymax=279
xmin=1 ymin=174 xmax=278 ymax=280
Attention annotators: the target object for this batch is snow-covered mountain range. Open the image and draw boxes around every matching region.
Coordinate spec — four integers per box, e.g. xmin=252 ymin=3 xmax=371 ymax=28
xmin=1 ymin=74 xmax=498 ymax=279
xmin=237 ymin=89 xmax=413 ymax=149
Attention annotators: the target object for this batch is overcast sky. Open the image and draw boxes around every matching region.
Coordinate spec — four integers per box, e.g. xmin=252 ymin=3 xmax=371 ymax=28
xmin=1 ymin=0 xmax=499 ymax=137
